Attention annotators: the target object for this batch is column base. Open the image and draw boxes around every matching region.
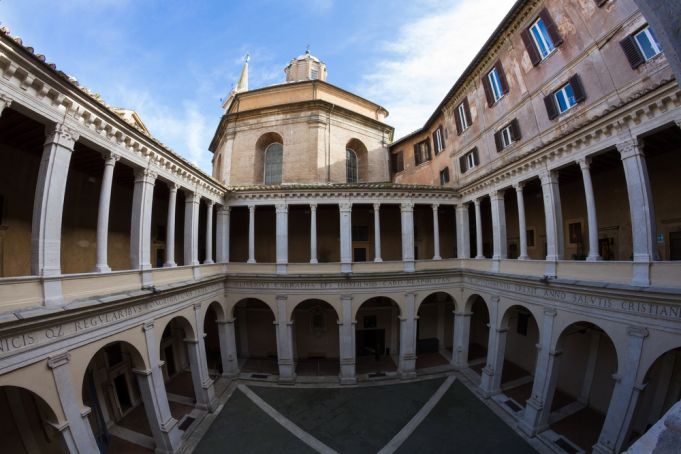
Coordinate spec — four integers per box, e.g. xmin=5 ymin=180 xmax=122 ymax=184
xmin=163 ymin=262 xmax=177 ymax=268
xmin=93 ymin=264 xmax=111 ymax=273
xmin=374 ymin=258 xmax=383 ymax=262
xmin=631 ymin=261 xmax=651 ymax=287
xmin=591 ymin=442 xmax=615 ymax=454
xmin=341 ymin=263 xmax=352 ymax=273
xmin=432 ymin=255 xmax=442 ymax=260
xmin=276 ymin=263 xmax=287 ymax=274
xmin=517 ymin=255 xmax=529 ymax=260
xmin=277 ymin=374 xmax=297 ymax=385
xmin=586 ymin=255 xmax=602 ymax=262
xmin=204 ymin=260 xmax=214 ymax=265
xmin=544 ymin=260 xmax=557 ymax=278
xmin=403 ymin=260 xmax=415 ymax=272
xmin=475 ymin=255 xmax=485 ymax=259
xmin=42 ymin=278 xmax=64 ymax=306
xmin=247 ymin=259 xmax=256 ymax=264
xmin=192 ymin=266 xmax=201 ymax=280
xmin=339 ymin=376 xmax=357 ymax=385
xmin=310 ymin=259 xmax=318 ymax=264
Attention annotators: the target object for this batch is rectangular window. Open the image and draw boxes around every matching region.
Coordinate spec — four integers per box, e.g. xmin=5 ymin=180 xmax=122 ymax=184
xmin=501 ymin=125 xmax=513 ymax=148
xmin=459 ymin=147 xmax=479 ymax=174
xmin=457 ymin=103 xmax=468 ymax=131
xmin=433 ymin=126 xmax=445 ymax=154
xmin=466 ymin=152 xmax=477 ymax=169
xmin=555 ymin=83 xmax=577 ymax=113
xmin=634 ymin=26 xmax=662 ymax=61
xmin=391 ymin=151 xmax=404 ymax=173
xmin=455 ymin=98 xmax=472 ymax=135
xmin=439 ymin=167 xmax=450 ymax=186
xmin=530 ymin=17 xmax=555 ymax=59
xmin=544 ymin=74 xmax=586 ymax=120
xmin=310 ymin=68 xmax=319 ymax=80
xmin=414 ymin=139 xmax=431 ymax=166
xmin=488 ymin=68 xmax=504 ymax=103
xmin=521 ymin=9 xmax=563 ymax=66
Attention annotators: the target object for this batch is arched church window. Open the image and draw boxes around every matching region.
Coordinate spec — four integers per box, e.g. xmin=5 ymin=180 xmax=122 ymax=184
xmin=264 ymin=143 xmax=283 ymax=185
xmin=346 ymin=148 xmax=358 ymax=183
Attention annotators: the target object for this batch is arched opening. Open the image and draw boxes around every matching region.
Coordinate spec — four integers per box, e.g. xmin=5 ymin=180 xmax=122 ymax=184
xmin=346 ymin=138 xmax=368 ymax=182
xmin=203 ymin=302 xmax=225 ymax=377
xmin=264 ymin=143 xmax=283 ymax=185
xmin=0 ymin=386 xmax=63 ymax=453
xmin=214 ymin=153 xmax=223 ymax=182
xmin=346 ymin=148 xmax=358 ymax=183
xmin=355 ymin=297 xmax=400 ymax=376
xmin=254 ymin=132 xmax=284 ymax=185
xmin=234 ymin=299 xmax=278 ymax=376
xmin=625 ymin=346 xmax=681 ymax=448
xmin=81 ymin=341 xmax=154 ymax=452
xmin=497 ymin=305 xmax=539 ymax=413
xmin=416 ymin=292 xmax=455 ymax=369
xmin=467 ymin=295 xmax=490 ymax=379
xmin=292 ymin=299 xmax=340 ymax=376
xmin=548 ymin=322 xmax=618 ymax=452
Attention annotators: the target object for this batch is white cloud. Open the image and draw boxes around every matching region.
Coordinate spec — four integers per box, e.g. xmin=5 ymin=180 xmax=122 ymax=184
xmin=358 ymin=0 xmax=516 ymax=139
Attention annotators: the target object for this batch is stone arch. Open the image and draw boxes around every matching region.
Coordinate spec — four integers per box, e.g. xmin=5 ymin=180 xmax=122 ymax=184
xmin=291 ymin=299 xmax=341 ymax=376
xmin=552 ymin=318 xmax=623 ymax=371
xmin=415 ymin=290 xmax=458 ymax=313
xmin=415 ymin=292 xmax=457 ymax=369
xmin=289 ymin=297 xmax=340 ymax=322
xmin=467 ymin=294 xmax=490 ymax=367
xmin=353 ymin=295 xmax=402 ymax=320
xmin=354 ymin=296 xmax=401 ymax=374
xmin=229 ymin=297 xmax=277 ymax=320
xmin=637 ymin=337 xmax=681 ymax=383
xmin=346 ymin=138 xmax=368 ymax=182
xmin=464 ymin=293 xmax=491 ymax=313
xmin=203 ymin=300 xmax=227 ymax=322
xmin=203 ymin=301 xmax=227 ymax=376
xmin=255 ymin=132 xmax=284 ymax=184
xmin=158 ymin=314 xmax=196 ymax=343
xmin=232 ymin=298 xmax=278 ymax=374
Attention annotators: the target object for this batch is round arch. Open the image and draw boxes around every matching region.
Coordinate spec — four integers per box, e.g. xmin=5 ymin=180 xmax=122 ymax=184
xmin=290 ymin=298 xmax=340 ymax=322
xmin=255 ymin=132 xmax=284 ymax=185
xmin=203 ymin=300 xmax=226 ymax=323
xmin=464 ymin=293 xmax=490 ymax=313
xmin=157 ymin=314 xmax=196 ymax=343
xmin=353 ymin=296 xmax=402 ymax=321
xmin=551 ymin=318 xmax=623 ymax=371
xmin=291 ymin=299 xmax=341 ymax=376
xmin=230 ymin=297 xmax=277 ymax=320
xmin=415 ymin=291 xmax=458 ymax=313
xmin=499 ymin=302 xmax=543 ymax=340
xmin=346 ymin=138 xmax=368 ymax=182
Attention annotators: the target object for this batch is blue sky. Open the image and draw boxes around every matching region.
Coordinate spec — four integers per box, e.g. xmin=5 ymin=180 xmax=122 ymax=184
xmin=0 ymin=0 xmax=515 ymax=173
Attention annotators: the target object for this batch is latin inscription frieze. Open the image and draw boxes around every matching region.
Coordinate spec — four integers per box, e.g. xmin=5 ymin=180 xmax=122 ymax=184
xmin=226 ymin=276 xmax=455 ymax=291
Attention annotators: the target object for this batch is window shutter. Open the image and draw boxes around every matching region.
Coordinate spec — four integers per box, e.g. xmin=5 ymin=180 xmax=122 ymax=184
xmin=439 ymin=126 xmax=445 ymax=149
xmin=544 ymin=93 xmax=559 ymax=120
xmin=432 ymin=131 xmax=438 ymax=154
xmin=463 ymin=98 xmax=473 ymax=126
xmin=472 ymin=147 xmax=480 ymax=166
xmin=510 ymin=118 xmax=522 ymax=141
xmin=454 ymin=106 xmax=462 ymax=135
xmin=495 ymin=60 xmax=509 ymax=94
xmin=570 ymin=74 xmax=587 ymax=103
xmin=594 ymin=0 xmax=607 ymax=6
xmin=482 ymin=75 xmax=494 ymax=107
xmin=426 ymin=140 xmax=432 ymax=160
xmin=521 ymin=28 xmax=542 ymax=66
xmin=459 ymin=156 xmax=467 ymax=174
xmin=494 ymin=131 xmax=503 ymax=152
xmin=539 ymin=9 xmax=563 ymax=47
xmin=620 ymin=35 xmax=645 ymax=69
xmin=413 ymin=144 xmax=419 ymax=165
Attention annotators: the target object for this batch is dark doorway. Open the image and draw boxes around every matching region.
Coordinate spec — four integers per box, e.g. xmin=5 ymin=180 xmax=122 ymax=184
xmin=113 ymin=374 xmax=132 ymax=413
xmin=670 ymin=231 xmax=681 ymax=260
xmin=357 ymin=329 xmax=386 ymax=357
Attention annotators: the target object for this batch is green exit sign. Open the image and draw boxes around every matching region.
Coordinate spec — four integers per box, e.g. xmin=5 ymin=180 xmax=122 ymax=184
xmin=657 ymin=233 xmax=664 ymax=243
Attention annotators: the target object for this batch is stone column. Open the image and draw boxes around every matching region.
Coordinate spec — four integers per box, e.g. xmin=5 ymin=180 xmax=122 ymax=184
xmin=247 ymin=204 xmax=256 ymax=263
xmin=452 ymin=310 xmax=472 ymax=369
xmin=519 ymin=308 xmax=559 ymax=436
xmin=204 ymin=201 xmax=214 ymax=264
xmin=577 ymin=157 xmax=602 ymax=261
xmin=184 ymin=191 xmax=200 ymax=267
xmin=31 ymin=123 xmax=78 ymax=305
xmin=617 ymin=139 xmax=657 ymax=286
xmin=479 ymin=296 xmax=506 ymax=397
xmin=432 ymin=203 xmax=442 ymax=260
xmin=309 ymin=203 xmax=318 ymax=264
xmin=47 ymin=353 xmax=99 ymax=454
xmin=399 ymin=292 xmax=417 ymax=378
xmin=275 ymin=295 xmax=296 ymax=382
xmin=338 ymin=295 xmax=357 ymax=384
xmin=339 ymin=202 xmax=353 ymax=273
xmin=490 ymin=190 xmax=507 ymax=263
xmin=275 ymin=203 xmax=288 ymax=274
xmin=190 ymin=303 xmax=218 ymax=411
xmin=456 ymin=204 xmax=471 ymax=259
xmin=164 ymin=183 xmax=179 ymax=267
xmin=0 ymin=94 xmax=12 ymax=116
xmin=216 ymin=206 xmax=230 ymax=263
xmin=93 ymin=152 xmax=118 ymax=273
xmin=131 ymin=168 xmax=156 ymax=286
xmin=138 ymin=321 xmax=182 ymax=453
xmin=593 ymin=327 xmax=648 ymax=454
xmin=514 ymin=183 xmax=529 ymax=260
xmin=401 ymin=202 xmax=415 ymax=272
xmin=217 ymin=318 xmax=239 ymax=377
xmin=373 ymin=203 xmax=382 ymax=262
xmin=540 ymin=170 xmax=564 ymax=276
xmin=474 ymin=198 xmax=484 ymax=259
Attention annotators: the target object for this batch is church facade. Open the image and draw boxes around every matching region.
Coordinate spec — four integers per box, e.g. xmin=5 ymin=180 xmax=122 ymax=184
xmin=0 ymin=0 xmax=679 ymax=453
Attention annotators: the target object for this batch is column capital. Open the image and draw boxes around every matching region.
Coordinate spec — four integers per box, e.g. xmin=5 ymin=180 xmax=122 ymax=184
xmin=206 ymin=199 xmax=215 ymax=208
xmin=473 ymin=198 xmax=481 ymax=207
xmin=168 ymin=182 xmax=180 ymax=192
xmin=248 ymin=204 xmax=256 ymax=212
xmin=576 ymin=156 xmax=592 ymax=170
xmin=543 ymin=308 xmax=557 ymax=317
xmin=143 ymin=320 xmax=155 ymax=331
xmin=616 ymin=138 xmax=644 ymax=160
xmin=0 ymin=93 xmax=12 ymax=114
xmin=340 ymin=295 xmax=353 ymax=302
xmin=490 ymin=295 xmax=500 ymax=304
xmin=47 ymin=352 xmax=71 ymax=369
xmin=45 ymin=123 xmax=80 ymax=150
xmin=627 ymin=326 xmax=649 ymax=339
xmin=134 ymin=168 xmax=157 ymax=184
xmin=218 ymin=205 xmax=230 ymax=214
xmin=539 ymin=169 xmax=558 ymax=185
xmin=339 ymin=202 xmax=352 ymax=212
xmin=275 ymin=295 xmax=288 ymax=302
xmin=513 ymin=181 xmax=525 ymax=192
xmin=490 ymin=189 xmax=505 ymax=200
xmin=102 ymin=151 xmax=120 ymax=165
xmin=275 ymin=202 xmax=288 ymax=213
xmin=400 ymin=201 xmax=414 ymax=212
xmin=431 ymin=203 xmax=439 ymax=211
xmin=373 ymin=202 xmax=381 ymax=211
xmin=193 ymin=302 xmax=203 ymax=311
xmin=309 ymin=203 xmax=317 ymax=211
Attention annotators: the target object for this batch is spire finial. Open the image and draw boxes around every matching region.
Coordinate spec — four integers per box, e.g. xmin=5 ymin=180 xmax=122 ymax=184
xmin=244 ymin=53 xmax=250 ymax=63
xmin=305 ymin=44 xmax=310 ymax=55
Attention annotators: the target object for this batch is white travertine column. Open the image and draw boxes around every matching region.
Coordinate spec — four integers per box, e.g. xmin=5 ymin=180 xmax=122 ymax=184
xmin=138 ymin=320 xmax=182 ymax=452
xmin=617 ymin=139 xmax=657 ymax=286
xmin=519 ymin=308 xmax=559 ymax=436
xmin=47 ymin=353 xmax=99 ymax=454
xmin=189 ymin=303 xmax=217 ymax=411
xmin=401 ymin=201 xmax=415 ymax=272
xmin=247 ymin=204 xmax=256 ymax=263
xmin=0 ymin=94 xmax=12 ymax=116
xmin=373 ymin=203 xmax=382 ymax=262
xmin=216 ymin=206 xmax=230 ymax=263
xmin=456 ymin=204 xmax=471 ymax=259
xmin=93 ymin=152 xmax=118 ymax=272
xmin=490 ymin=190 xmax=507 ymax=261
xmin=593 ymin=327 xmax=648 ymax=454
xmin=479 ymin=296 xmax=505 ymax=397
xmin=540 ymin=170 xmax=564 ymax=276
xmin=31 ymin=123 xmax=79 ymax=305
xmin=474 ymin=198 xmax=484 ymax=259
xmin=339 ymin=295 xmax=357 ymax=384
xmin=275 ymin=203 xmax=288 ymax=274
xmin=399 ymin=292 xmax=418 ymax=378
xmin=217 ymin=318 xmax=239 ymax=376
xmin=275 ymin=295 xmax=296 ymax=382
xmin=432 ymin=203 xmax=441 ymax=260
xmin=339 ymin=202 xmax=353 ymax=273
xmin=204 ymin=201 xmax=214 ymax=264
xmin=452 ymin=310 xmax=472 ymax=369
xmin=184 ymin=191 xmax=200 ymax=267
xmin=309 ymin=203 xmax=318 ymax=264
xmin=164 ymin=183 xmax=179 ymax=267
xmin=130 ymin=168 xmax=156 ymax=286
xmin=578 ymin=157 xmax=602 ymax=261
xmin=514 ymin=183 xmax=529 ymax=260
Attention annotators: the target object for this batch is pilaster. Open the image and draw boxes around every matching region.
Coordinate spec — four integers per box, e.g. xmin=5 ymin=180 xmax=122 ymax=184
xmin=93 ymin=152 xmax=119 ymax=272
xmin=310 ymin=203 xmax=318 ymax=264
xmin=204 ymin=201 xmax=215 ymax=264
xmin=275 ymin=295 xmax=296 ymax=383
xmin=338 ymin=295 xmax=357 ymax=384
xmin=164 ymin=183 xmax=179 ymax=267
xmin=399 ymin=292 xmax=417 ymax=378
xmin=577 ymin=157 xmax=602 ymax=261
xmin=184 ymin=191 xmax=201 ymax=267
xmin=373 ymin=203 xmax=382 ymax=262
xmin=456 ymin=204 xmax=471 ymax=259
xmin=216 ymin=205 xmax=230 ymax=263
xmin=217 ymin=318 xmax=239 ymax=377
xmin=339 ymin=202 xmax=353 ymax=273
xmin=474 ymin=198 xmax=484 ymax=259
xmin=275 ymin=203 xmax=288 ymax=274
xmin=514 ymin=182 xmax=529 ymax=260
xmin=401 ymin=201 xmax=415 ymax=272
xmin=432 ymin=203 xmax=442 ymax=260
xmin=540 ymin=170 xmax=563 ymax=276
xmin=247 ymin=204 xmax=256 ymax=264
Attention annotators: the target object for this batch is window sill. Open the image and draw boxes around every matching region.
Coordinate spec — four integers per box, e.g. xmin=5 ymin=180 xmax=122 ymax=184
xmin=539 ymin=48 xmax=558 ymax=65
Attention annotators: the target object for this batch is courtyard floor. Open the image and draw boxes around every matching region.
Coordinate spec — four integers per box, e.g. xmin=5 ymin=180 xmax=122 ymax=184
xmin=191 ymin=374 xmax=540 ymax=453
